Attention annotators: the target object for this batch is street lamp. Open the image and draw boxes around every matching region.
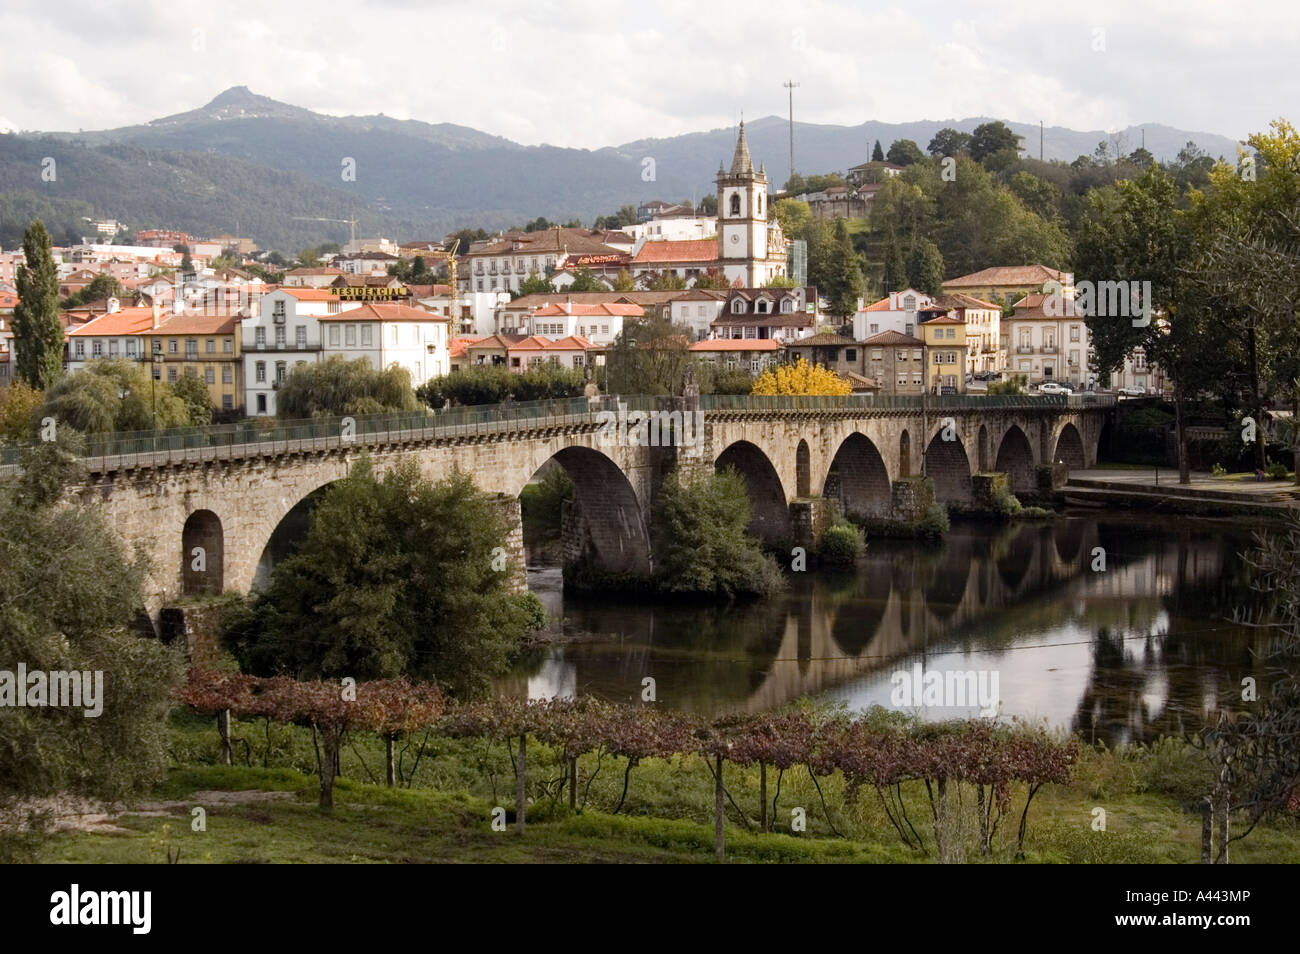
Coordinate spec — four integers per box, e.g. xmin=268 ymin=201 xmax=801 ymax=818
xmin=151 ymin=353 xmax=165 ymax=450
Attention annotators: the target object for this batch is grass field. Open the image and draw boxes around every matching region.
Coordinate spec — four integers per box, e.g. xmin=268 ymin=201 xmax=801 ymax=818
xmin=40 ymin=713 xmax=1300 ymax=864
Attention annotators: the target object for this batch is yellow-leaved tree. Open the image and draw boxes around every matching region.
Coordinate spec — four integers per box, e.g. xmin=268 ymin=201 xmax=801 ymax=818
xmin=751 ymin=357 xmax=851 ymax=396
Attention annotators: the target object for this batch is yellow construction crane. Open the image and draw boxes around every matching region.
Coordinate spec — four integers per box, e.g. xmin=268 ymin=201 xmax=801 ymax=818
xmin=445 ymin=239 xmax=462 ymax=332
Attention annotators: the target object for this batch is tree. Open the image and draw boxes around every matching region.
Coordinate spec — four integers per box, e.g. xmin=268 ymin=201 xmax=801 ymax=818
xmin=823 ymin=218 xmax=867 ymax=316
xmin=872 ymin=140 xmax=885 ymax=162
xmin=607 ymin=313 xmax=692 ymax=394
xmin=928 ymin=128 xmax=972 ymax=157
xmin=692 ymin=268 xmax=730 ymax=290
xmin=566 ymin=266 xmax=604 ymax=292
xmin=611 ymin=268 xmax=636 ymax=292
xmin=653 ymin=468 xmax=784 ymax=597
xmin=970 ymin=121 xmax=1022 ymax=164
xmin=39 ymin=359 xmax=190 ymax=432
xmin=772 ymin=198 xmax=812 ymax=238
xmin=0 ymin=382 xmax=42 ymax=442
xmin=171 ymin=371 xmax=214 ymax=426
xmin=698 ymin=194 xmax=717 ymax=216
xmin=12 ymin=220 xmax=64 ymax=390
xmin=525 ymin=217 xmax=552 ymax=232
xmin=881 ymin=228 xmax=909 ymax=294
xmin=645 ymin=270 xmax=688 ymax=291
xmin=518 ymin=270 xmax=555 ymax=297
xmin=906 ymin=238 xmax=945 ymax=296
xmin=0 ymin=439 xmax=183 ymax=860
xmin=1075 ymin=164 xmax=1218 ymax=483
xmin=223 ymin=457 xmax=543 ymax=698
xmin=179 ymin=245 xmax=194 ymax=276
xmin=752 ymin=357 xmax=851 ymax=396
xmin=276 ymin=355 xmax=422 ymax=417
xmin=62 ymin=273 xmax=123 ymax=308
xmin=886 ymin=139 xmax=926 ymax=166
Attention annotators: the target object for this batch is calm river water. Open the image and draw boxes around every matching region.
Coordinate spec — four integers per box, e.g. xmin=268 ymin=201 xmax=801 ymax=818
xmin=505 ymin=513 xmax=1278 ymax=746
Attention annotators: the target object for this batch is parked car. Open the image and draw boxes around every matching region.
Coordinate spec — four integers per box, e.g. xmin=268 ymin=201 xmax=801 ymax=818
xmin=1038 ymin=382 xmax=1072 ymax=395
xmin=1116 ymin=386 xmax=1146 ymax=397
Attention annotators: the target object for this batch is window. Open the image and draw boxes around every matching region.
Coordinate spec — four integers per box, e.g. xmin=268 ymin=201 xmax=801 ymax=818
xmin=328 ymin=325 xmax=340 ymax=346
xmin=870 ymin=323 xmax=879 ymax=334
xmin=757 ymin=300 xmax=769 ymax=314
xmin=905 ymin=324 xmax=914 ymax=336
xmin=255 ymin=361 xmax=266 ymax=383
xmin=108 ymin=340 xmax=119 ymax=356
xmin=698 ymin=305 xmax=708 ymax=316
xmin=296 ymin=326 xmax=307 ymax=348
xmin=477 ymin=280 xmax=484 ymax=292
xmin=897 ymin=375 xmax=907 ymax=386
xmin=222 ymin=365 xmax=233 ymax=384
xmin=185 ymin=339 xmax=198 ymax=359
xmin=601 ymin=324 xmax=609 ymax=335
xmin=167 ymin=367 xmax=177 ymax=382
xmin=389 ymin=326 xmax=398 ymax=345
xmin=255 ymin=328 xmax=266 ymax=347
xmin=126 ymin=340 xmax=137 ymax=357
xmin=222 ymin=394 xmax=232 ymax=410
xmin=896 ymin=350 xmax=906 ymax=361
xmin=360 ymin=325 xmax=372 ymax=346
xmin=328 ymin=301 xmax=340 ymax=314
xmin=169 ymin=339 xmax=178 ymax=353
xmin=205 ymin=367 xmax=215 ymax=384
xmin=1070 ymin=325 xmax=1080 ymax=342
xmin=90 ymin=340 xmax=101 ymax=357
xmin=912 ymin=372 xmax=922 ymax=384
xmin=206 ymin=339 xmax=215 ymax=353
xmin=256 ymin=394 xmax=266 ymax=413
xmin=274 ymin=326 xmax=286 ymax=348
xmin=871 ymin=349 xmax=882 ymax=360
xmin=272 ymin=300 xmax=286 ymax=320
xmin=729 ymin=194 xmax=741 ymax=216
xmin=781 ymin=299 xmax=793 ymax=313
xmin=345 ymin=325 xmax=357 ymax=346
xmin=913 ymin=349 xmax=923 ymax=360
xmin=845 ymin=348 xmax=856 ymax=362
xmin=903 ymin=295 xmax=915 ymax=311
xmin=731 ymin=299 xmax=744 ymax=314
xmin=223 ymin=339 xmax=233 ymax=353
xmin=573 ymin=356 xmax=583 ymax=368
xmin=275 ymin=361 xmax=286 ymax=383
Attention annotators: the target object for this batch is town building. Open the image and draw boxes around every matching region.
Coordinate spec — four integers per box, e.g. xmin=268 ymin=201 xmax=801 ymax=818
xmin=861 ymin=330 xmax=926 ymax=395
xmin=667 ymin=288 xmax=729 ymax=340
xmin=461 ymin=228 xmax=630 ymax=296
xmin=687 ymin=337 xmax=782 ymax=374
xmin=243 ymin=288 xmax=355 ymax=415
xmin=853 ymin=289 xmax=931 ymax=340
xmin=284 ymin=267 xmax=345 ymax=288
xmin=942 ymin=265 xmax=1073 ymax=311
xmin=1001 ymin=293 xmax=1091 ymax=388
xmin=317 ymin=302 xmax=452 ymax=386
xmin=783 ymin=333 xmax=861 ymax=378
xmin=144 ymin=309 xmax=244 ymax=413
xmin=711 ymin=286 xmax=819 ymax=342
xmin=919 ymin=315 xmax=967 ymax=393
xmin=924 ymin=293 xmax=1002 ymax=376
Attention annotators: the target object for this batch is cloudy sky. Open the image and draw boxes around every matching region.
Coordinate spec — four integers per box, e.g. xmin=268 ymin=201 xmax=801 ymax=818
xmin=1 ymin=0 xmax=1295 ymax=147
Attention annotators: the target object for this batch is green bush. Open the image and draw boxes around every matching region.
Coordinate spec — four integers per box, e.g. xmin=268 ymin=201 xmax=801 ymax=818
xmin=917 ymin=503 xmax=949 ymax=537
xmin=818 ymin=521 xmax=865 ymax=565
xmin=1211 ymin=462 xmax=1227 ymax=477
xmin=992 ymin=492 xmax=1022 ymax=518
xmin=520 ymin=465 xmax=574 ymax=540
xmin=277 ymin=355 xmax=421 ymax=418
xmin=1265 ymin=460 xmax=1289 ymax=479
xmin=419 ymin=363 xmax=585 ymax=407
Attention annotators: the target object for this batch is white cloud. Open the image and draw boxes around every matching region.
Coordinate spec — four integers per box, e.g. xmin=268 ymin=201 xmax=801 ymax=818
xmin=0 ymin=0 xmax=1296 ymax=145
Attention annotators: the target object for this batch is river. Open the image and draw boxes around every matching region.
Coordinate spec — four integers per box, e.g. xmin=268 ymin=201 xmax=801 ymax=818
xmin=505 ymin=513 xmax=1278 ymax=747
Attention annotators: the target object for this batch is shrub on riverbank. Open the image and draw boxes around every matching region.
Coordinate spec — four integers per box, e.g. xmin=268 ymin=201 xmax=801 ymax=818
xmin=917 ymin=503 xmax=949 ymax=537
xmin=818 ymin=520 xmax=865 ymax=566
xmin=653 ymin=468 xmax=785 ymax=597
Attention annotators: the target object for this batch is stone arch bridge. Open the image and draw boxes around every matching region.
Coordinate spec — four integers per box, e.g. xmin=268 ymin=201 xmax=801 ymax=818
xmin=66 ymin=394 xmax=1110 ymax=620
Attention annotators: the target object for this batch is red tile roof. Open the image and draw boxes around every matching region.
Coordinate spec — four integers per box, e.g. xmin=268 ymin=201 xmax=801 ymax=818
xmin=279 ymin=288 xmax=341 ymax=301
xmin=861 ymin=330 xmax=924 ymax=346
xmin=944 ymin=265 xmax=1070 ymax=288
xmin=532 ymin=302 xmax=643 ymax=317
xmin=632 ymin=239 xmax=718 ymax=264
xmin=67 ymin=307 xmax=158 ymax=337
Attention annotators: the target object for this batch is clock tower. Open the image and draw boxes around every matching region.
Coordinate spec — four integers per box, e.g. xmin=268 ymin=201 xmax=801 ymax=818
xmin=716 ymin=121 xmax=771 ymax=286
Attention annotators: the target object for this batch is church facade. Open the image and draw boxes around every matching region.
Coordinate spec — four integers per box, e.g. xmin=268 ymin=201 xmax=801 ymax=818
xmin=714 ymin=121 xmax=787 ymax=287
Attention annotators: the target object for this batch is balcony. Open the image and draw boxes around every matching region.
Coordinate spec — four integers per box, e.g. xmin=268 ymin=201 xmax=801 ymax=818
xmin=1041 ymin=345 xmax=1058 ymax=354
xmin=1016 ymin=345 xmax=1034 ymax=354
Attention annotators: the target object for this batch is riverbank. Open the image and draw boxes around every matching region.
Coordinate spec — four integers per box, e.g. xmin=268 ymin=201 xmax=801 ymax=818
xmin=1063 ymin=467 xmax=1299 ymax=519
xmin=38 ymin=713 xmax=1300 ymax=864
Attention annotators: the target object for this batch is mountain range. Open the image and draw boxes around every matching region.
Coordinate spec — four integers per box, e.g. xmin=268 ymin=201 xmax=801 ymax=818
xmin=0 ymin=86 xmax=1243 ymax=253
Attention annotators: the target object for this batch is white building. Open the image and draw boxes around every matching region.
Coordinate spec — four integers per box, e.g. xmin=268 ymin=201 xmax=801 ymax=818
xmin=65 ymin=299 xmax=155 ymax=370
xmin=416 ymin=288 xmax=507 ymax=337
xmin=853 ymin=288 xmax=933 ymax=340
xmin=319 ymin=302 xmax=452 ymax=386
xmin=667 ymin=288 xmax=728 ymax=341
xmin=1001 ymin=293 xmax=1092 ymax=389
xmin=715 ymin=121 xmax=787 ymax=287
xmin=622 ymin=215 xmax=717 ymax=243
xmin=243 ymin=288 xmax=355 ymax=415
xmin=521 ymin=302 xmax=642 ymax=347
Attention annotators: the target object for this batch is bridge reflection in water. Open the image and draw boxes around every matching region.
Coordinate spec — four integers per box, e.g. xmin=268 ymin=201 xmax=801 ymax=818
xmin=508 ymin=514 xmax=1270 ymax=747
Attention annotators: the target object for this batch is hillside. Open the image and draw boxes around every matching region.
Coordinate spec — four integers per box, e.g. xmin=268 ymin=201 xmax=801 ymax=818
xmin=0 ymin=87 xmax=1244 ymax=253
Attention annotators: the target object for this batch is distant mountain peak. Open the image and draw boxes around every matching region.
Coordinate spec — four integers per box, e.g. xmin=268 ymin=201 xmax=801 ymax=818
xmin=205 ymin=86 xmax=268 ymax=109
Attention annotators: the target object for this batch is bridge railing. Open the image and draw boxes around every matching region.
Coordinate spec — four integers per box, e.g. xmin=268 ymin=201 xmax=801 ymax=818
xmin=0 ymin=391 xmax=1113 ymax=471
xmin=701 ymin=393 xmax=1115 ymax=411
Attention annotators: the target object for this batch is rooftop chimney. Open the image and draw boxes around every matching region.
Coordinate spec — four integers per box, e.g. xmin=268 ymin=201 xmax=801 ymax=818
xmin=151 ymin=301 xmax=162 ymax=329
xmin=106 ymin=296 xmax=121 ymax=314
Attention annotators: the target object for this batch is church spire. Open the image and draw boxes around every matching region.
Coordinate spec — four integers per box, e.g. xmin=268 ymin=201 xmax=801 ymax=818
xmin=730 ymin=120 xmax=753 ymax=175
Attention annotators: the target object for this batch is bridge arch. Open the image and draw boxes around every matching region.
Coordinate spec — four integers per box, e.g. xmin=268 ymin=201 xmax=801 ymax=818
xmin=182 ymin=510 xmax=224 ymax=595
xmin=528 ymin=445 xmax=652 ymax=576
xmin=977 ymin=424 xmax=991 ymax=471
xmin=898 ymin=430 xmax=912 ymax=477
xmin=994 ymin=424 xmax=1037 ymax=493
xmin=1052 ymin=422 xmax=1087 ymax=470
xmin=924 ymin=431 xmax=973 ymax=504
xmin=823 ymin=433 xmax=891 ymax=520
xmin=716 ymin=440 xmax=791 ymax=543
